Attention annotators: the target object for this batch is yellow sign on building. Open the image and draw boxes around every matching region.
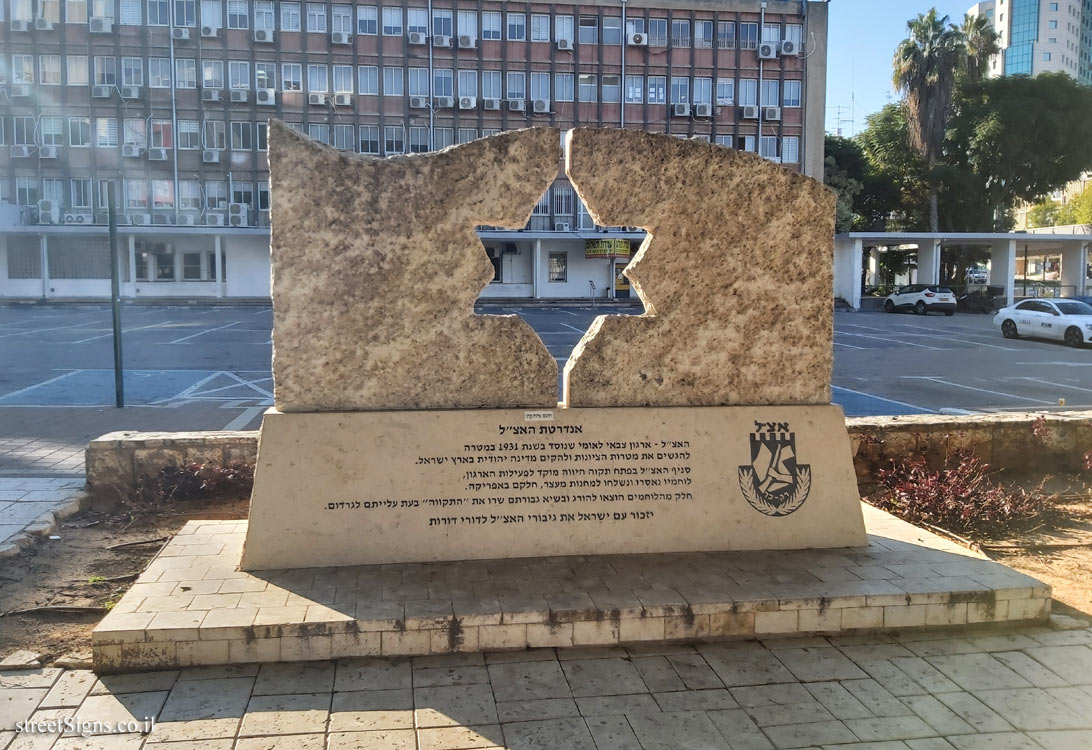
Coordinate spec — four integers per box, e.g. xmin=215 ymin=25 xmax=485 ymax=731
xmin=585 ymin=239 xmax=631 ymax=259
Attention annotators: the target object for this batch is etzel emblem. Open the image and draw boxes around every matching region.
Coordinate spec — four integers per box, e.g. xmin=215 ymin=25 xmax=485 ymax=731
xmin=738 ymin=421 xmax=811 ymax=517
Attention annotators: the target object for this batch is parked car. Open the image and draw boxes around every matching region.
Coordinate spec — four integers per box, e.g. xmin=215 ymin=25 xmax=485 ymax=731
xmin=964 ymin=268 xmax=988 ymax=284
xmin=884 ymin=285 xmax=957 ymax=315
xmin=993 ymin=298 xmax=1092 ymax=347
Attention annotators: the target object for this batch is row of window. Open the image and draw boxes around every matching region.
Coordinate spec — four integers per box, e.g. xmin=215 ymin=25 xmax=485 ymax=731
xmin=13 ymin=174 xmax=268 ymax=211
xmin=6 ymin=243 xmax=225 ymax=282
xmin=7 ymin=0 xmax=802 ymax=51
xmin=2 ymin=56 xmax=802 ymax=107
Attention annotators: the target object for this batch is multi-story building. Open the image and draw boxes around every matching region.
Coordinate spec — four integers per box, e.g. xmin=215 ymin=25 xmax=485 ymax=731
xmin=968 ymin=0 xmax=1090 ymax=83
xmin=0 ymin=0 xmax=828 ymax=301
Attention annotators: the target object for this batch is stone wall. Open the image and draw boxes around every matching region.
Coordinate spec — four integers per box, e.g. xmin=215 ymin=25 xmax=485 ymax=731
xmin=85 ymin=411 xmax=1092 ymax=508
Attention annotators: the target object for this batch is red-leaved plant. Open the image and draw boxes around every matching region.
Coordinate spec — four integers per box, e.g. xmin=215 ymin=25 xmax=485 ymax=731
xmin=135 ymin=461 xmax=254 ymax=503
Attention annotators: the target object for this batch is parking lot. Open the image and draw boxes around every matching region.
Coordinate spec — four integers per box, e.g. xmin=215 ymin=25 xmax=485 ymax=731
xmin=1 ymin=302 xmax=1090 ymax=474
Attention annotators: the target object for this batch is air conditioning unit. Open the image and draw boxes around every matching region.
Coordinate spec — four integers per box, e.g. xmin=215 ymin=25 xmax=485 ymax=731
xmin=10 ymin=19 xmax=31 ymax=31
xmin=121 ymin=143 xmax=144 ymax=157
xmin=672 ymin=103 xmax=691 ymax=117
xmin=202 ymin=149 xmax=221 ymax=163
xmin=764 ymin=106 xmax=782 ymax=121
xmin=333 ymin=92 xmax=353 ymax=106
xmin=206 ymin=213 xmax=226 ymax=226
xmin=458 ymin=96 xmax=476 ymax=110
xmin=201 ymin=25 xmax=218 ymax=38
xmin=434 ymin=96 xmax=454 ymax=108
xmin=741 ymin=104 xmax=760 ymax=120
xmin=152 ymin=213 xmax=172 ymax=225
xmin=458 ymin=34 xmax=477 ymax=49
xmin=779 ymin=39 xmax=800 ymax=56
xmin=532 ymin=99 xmax=550 ymax=114
xmin=408 ymin=31 xmax=427 ymax=45
xmin=34 ymin=17 xmax=55 ymax=30
xmin=38 ymin=145 xmax=59 ymax=158
xmin=38 ymin=202 xmax=60 ymax=224
xmin=256 ymin=88 xmax=276 ymax=105
xmin=147 ymin=147 xmax=169 ymax=160
xmin=693 ymin=103 xmax=712 ymax=118
xmin=758 ymin=41 xmax=779 ymax=59
xmin=89 ymin=16 xmax=112 ymax=33
xmin=331 ymin=31 xmax=351 ymax=44
xmin=129 ymin=213 xmax=151 ymax=225
xmin=627 ymin=32 xmax=647 ymax=46
xmin=409 ymin=96 xmax=429 ymax=109
xmin=508 ymin=99 xmax=526 ymax=112
xmin=482 ymin=98 xmax=500 ymax=111
xmin=12 ymin=84 xmax=32 ymax=98
xmin=554 ymin=222 xmax=571 ymax=231
xmin=63 ymin=212 xmax=93 ymax=224
xmin=253 ymin=28 xmax=274 ymax=43
xmin=9 ymin=145 xmax=33 ymax=158
xmin=230 ymin=89 xmax=249 ymax=102
xmin=176 ymin=214 xmax=197 ymax=226
xmin=92 ymin=85 xmax=112 ymax=98
xmin=557 ymin=38 xmax=573 ymax=51
xmin=121 ymin=86 xmax=141 ymax=99
xmin=37 ymin=199 xmax=57 ymax=214
xmin=308 ymin=92 xmax=327 ymax=106
xmin=171 ymin=27 xmax=190 ymax=40
xmin=433 ymin=34 xmax=451 ymax=47
xmin=202 ymin=88 xmax=222 ymax=102
xmin=227 ymin=202 xmax=248 ymax=226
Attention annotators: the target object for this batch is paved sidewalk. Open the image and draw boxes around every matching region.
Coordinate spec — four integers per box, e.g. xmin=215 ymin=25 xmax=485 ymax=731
xmin=0 ymin=478 xmax=84 ymax=552
xmin=4 ymin=624 xmax=1092 ymax=749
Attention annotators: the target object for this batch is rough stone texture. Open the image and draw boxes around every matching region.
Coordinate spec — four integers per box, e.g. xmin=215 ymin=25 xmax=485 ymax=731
xmin=562 ymin=128 xmax=836 ymax=408
xmin=267 ymin=120 xmax=558 ymax=411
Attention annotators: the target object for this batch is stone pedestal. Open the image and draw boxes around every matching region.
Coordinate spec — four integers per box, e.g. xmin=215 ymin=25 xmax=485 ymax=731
xmin=241 ymin=405 xmax=866 ymax=570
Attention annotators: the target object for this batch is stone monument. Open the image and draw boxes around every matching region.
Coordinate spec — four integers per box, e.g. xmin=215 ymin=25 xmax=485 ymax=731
xmin=240 ymin=123 xmax=866 ymax=570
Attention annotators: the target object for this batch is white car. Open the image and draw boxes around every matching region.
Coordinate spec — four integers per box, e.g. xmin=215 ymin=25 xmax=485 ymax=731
xmin=884 ymin=284 xmax=956 ymax=315
xmin=994 ymin=298 xmax=1092 ymax=347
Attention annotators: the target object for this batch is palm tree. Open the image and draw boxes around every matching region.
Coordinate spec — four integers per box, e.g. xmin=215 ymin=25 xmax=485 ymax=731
xmin=961 ymin=13 xmax=1001 ymax=84
xmin=892 ymin=9 xmax=966 ymax=231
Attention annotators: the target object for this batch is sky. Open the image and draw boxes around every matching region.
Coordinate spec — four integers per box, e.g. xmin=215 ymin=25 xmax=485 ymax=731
xmin=825 ymin=0 xmax=977 ymax=136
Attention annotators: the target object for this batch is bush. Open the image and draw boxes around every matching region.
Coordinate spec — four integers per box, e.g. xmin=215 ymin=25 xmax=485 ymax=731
xmin=872 ymin=450 xmax=1056 ymax=538
xmin=135 ymin=461 xmax=254 ymax=504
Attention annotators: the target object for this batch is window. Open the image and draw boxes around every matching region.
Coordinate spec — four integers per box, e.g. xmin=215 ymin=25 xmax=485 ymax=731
xmin=13 ymin=116 xmax=34 ymax=146
xmin=693 ymin=77 xmax=712 ymax=105
xmin=507 ymin=71 xmax=525 ymax=100
xmin=95 ymin=117 xmax=118 ymax=147
xmin=152 ymin=180 xmax=174 ymax=209
xmin=229 ymin=60 xmax=248 ymax=89
xmin=253 ymin=0 xmax=272 ymax=29
xmin=384 ymin=125 xmax=403 ymax=154
xmin=282 ymin=63 xmax=301 ymax=91
xmin=183 ymin=252 xmax=203 ymax=280
xmin=15 ymin=178 xmax=38 ymax=206
xmin=40 ymin=55 xmax=61 ymax=85
xmin=482 ymin=70 xmax=501 ymax=99
xmin=530 ymin=72 xmax=549 ymax=101
xmin=759 ymin=135 xmax=778 ymax=159
xmin=200 ymin=0 xmax=221 ymax=27
xmin=408 ymin=67 xmax=428 ymax=96
xmin=381 ymin=6 xmax=400 ymax=34
xmin=331 ymin=3 xmax=351 ymax=32
xmin=625 ymin=16 xmax=644 ymax=34
xmin=66 ymin=55 xmax=88 ymax=85
xmin=125 ymin=179 xmax=149 ymax=209
xmin=307 ymin=63 xmax=327 ymax=92
xmin=578 ymin=73 xmax=596 ymax=102
xmin=178 ymin=120 xmax=200 ymax=148
xmin=625 ymin=75 xmax=643 ymax=103
xmin=694 ymin=19 xmax=713 ymax=48
xmin=601 ymin=74 xmax=620 ymax=103
xmin=204 ymin=180 xmax=226 ymax=209
xmin=782 ymin=136 xmax=799 ymax=163
xmin=280 ymin=1 xmax=299 ymax=30
xmin=760 ymin=80 xmax=779 ymax=107
xmin=408 ymin=126 xmax=428 ymax=152
xmin=716 ymin=78 xmax=734 ymax=106
xmin=648 ymin=17 xmax=667 ymax=46
xmin=507 ymin=12 xmax=525 ymax=40
xmin=333 ymin=64 xmax=352 ymax=93
xmin=256 ymin=121 xmax=267 ymax=149
xmin=255 ymin=62 xmax=274 ymax=89
xmin=647 ymin=75 xmax=666 ymax=103
xmin=179 ymin=180 xmax=201 ymax=210
xmin=359 ymin=125 xmax=379 ymax=154
xmin=67 ymin=0 xmax=87 ymax=22
xmin=257 ymin=182 xmax=269 ymax=211
xmin=714 ymin=135 xmax=732 ymax=148
xmin=41 ymin=178 xmax=65 ymax=205
xmin=71 ymin=178 xmax=92 ymax=208
xmin=457 ymin=127 xmax=476 ymax=144
xmin=603 ymin=16 xmax=621 ymax=44
xmin=150 ymin=118 xmax=171 ymax=147
xmin=406 ymin=7 xmax=426 ymax=33
xmin=456 ymin=9 xmax=475 ymax=38
xmin=307 ymin=123 xmax=328 ymax=143
xmin=357 ymin=5 xmax=376 ymax=34
xmin=383 ymin=66 xmax=403 ymax=96
xmin=149 ymin=58 xmax=171 ymax=87
xmin=230 ymin=121 xmax=250 ymax=150
xmin=358 ymin=65 xmax=378 ymax=94
xmin=457 ymin=69 xmax=476 ymax=97
xmin=69 ymin=116 xmax=90 ymax=146
xmin=204 ymin=119 xmax=225 ymax=149
xmin=117 ymin=0 xmax=139 ymax=24
xmin=578 ymin=15 xmax=597 ymax=44
xmin=226 ymin=0 xmax=246 ymax=27
xmin=122 ymin=118 xmax=145 ymax=147
xmin=174 ymin=0 xmax=195 ymax=26
xmin=740 ymin=22 xmax=758 ymax=50
xmin=554 ymin=14 xmax=573 ymax=42
xmin=548 ymin=252 xmax=567 ymax=282
xmin=481 ymin=11 xmax=500 ymax=39
xmin=554 ymin=73 xmax=573 ymax=101
xmin=305 ymin=2 xmax=324 ymax=31
xmin=783 ymin=80 xmax=801 ymax=108
xmin=738 ymin=78 xmax=757 ymax=107
xmin=40 ymin=116 xmax=62 ymax=146
xmin=671 ymin=19 xmax=689 ymax=47
xmin=669 ymin=76 xmax=689 ymax=105
xmin=717 ymin=20 xmax=735 ymax=48
xmin=784 ymin=23 xmax=802 ymax=45
xmin=530 ymin=13 xmax=549 ymax=41
xmin=432 ymin=8 xmax=450 ymax=36
xmin=333 ymin=123 xmax=353 ymax=150
xmin=12 ymin=54 xmax=34 ymax=84
xmin=202 ymin=59 xmax=223 ymax=88
xmin=1043 ymin=52 xmax=1053 ymax=61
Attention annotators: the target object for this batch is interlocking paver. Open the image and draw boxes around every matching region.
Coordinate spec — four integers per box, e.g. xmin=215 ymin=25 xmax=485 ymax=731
xmin=972 ymin=687 xmax=1089 ymax=732
xmin=585 ymin=715 xmax=643 ymax=750
xmin=626 ymin=710 xmax=731 ymax=750
xmin=414 ymin=684 xmax=498 ymax=728
xmin=560 ymin=658 xmax=647 ymax=697
xmin=501 ymin=717 xmax=596 ymax=750
xmin=329 ymin=689 xmax=413 ymax=732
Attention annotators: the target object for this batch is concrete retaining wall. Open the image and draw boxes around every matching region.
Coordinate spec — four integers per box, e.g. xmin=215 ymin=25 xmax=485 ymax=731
xmin=85 ymin=411 xmax=1092 ymax=508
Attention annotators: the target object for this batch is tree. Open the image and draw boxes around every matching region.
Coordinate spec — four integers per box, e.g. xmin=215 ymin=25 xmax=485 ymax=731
xmin=1057 ymin=184 xmax=1092 ymax=226
xmin=856 ymin=103 xmax=928 ymax=231
xmin=1027 ymin=201 xmax=1062 ymax=228
xmin=961 ymin=13 xmax=1000 ymax=84
xmin=824 ymin=136 xmax=865 ymax=233
xmin=892 ymin=10 xmax=965 ymax=231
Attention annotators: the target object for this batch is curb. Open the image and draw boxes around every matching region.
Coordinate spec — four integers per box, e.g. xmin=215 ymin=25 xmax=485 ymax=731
xmin=0 ymin=489 xmax=89 ymax=559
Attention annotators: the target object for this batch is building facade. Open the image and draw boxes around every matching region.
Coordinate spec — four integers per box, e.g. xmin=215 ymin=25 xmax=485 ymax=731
xmin=968 ymin=0 xmax=1091 ymax=83
xmin=0 ymin=0 xmax=828 ymax=300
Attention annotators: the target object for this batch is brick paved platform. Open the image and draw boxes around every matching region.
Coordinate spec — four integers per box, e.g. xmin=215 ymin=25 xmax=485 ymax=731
xmin=0 ymin=477 xmax=85 ymax=554
xmin=92 ymin=505 xmax=1050 ymax=672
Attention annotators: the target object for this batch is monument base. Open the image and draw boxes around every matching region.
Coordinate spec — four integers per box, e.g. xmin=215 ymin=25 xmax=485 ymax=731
xmin=91 ymin=506 xmax=1051 ymax=673
xmin=242 ymin=405 xmax=867 ymax=570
